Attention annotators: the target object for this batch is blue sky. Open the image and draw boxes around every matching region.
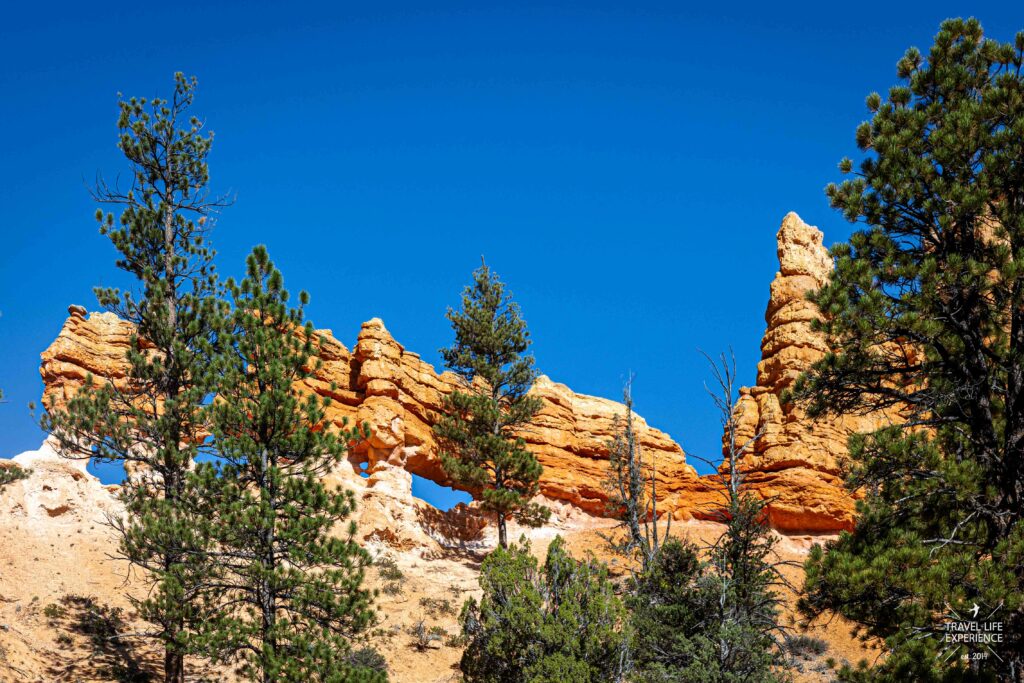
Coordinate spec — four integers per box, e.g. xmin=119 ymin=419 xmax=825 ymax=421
xmin=1 ymin=2 xmax=1021 ymax=509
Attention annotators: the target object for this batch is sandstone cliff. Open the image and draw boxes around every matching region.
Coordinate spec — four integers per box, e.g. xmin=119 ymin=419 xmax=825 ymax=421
xmin=724 ymin=212 xmax=900 ymax=532
xmin=40 ymin=307 xmax=702 ymax=518
xmin=38 ymin=212 xmax=894 ymax=533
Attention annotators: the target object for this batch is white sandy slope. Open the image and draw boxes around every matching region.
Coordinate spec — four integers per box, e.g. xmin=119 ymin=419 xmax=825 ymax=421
xmin=0 ymin=441 xmax=875 ymax=682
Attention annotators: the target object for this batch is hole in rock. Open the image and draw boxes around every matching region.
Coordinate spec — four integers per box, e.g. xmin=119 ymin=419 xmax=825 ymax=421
xmin=88 ymin=459 xmax=126 ymax=486
xmin=410 ymin=473 xmax=472 ymax=511
xmin=86 ymin=452 xmax=473 ymax=514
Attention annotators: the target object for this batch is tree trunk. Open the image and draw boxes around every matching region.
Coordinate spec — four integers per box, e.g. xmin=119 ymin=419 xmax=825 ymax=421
xmin=261 ymin=446 xmax=276 ymax=680
xmin=164 ymin=649 xmax=184 ymax=683
xmin=163 ymin=177 xmax=184 ymax=683
xmin=493 ymin=403 xmax=507 ymax=548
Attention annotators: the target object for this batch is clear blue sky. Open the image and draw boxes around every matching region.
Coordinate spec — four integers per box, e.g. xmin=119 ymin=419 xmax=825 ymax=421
xmin=1 ymin=2 xmax=1021 ymax=508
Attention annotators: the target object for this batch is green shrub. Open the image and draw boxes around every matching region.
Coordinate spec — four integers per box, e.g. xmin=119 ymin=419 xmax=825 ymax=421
xmin=629 ymin=536 xmax=783 ymax=682
xmin=445 ymin=631 xmax=468 ymax=648
xmin=787 ymin=634 xmax=828 ymax=659
xmin=459 ymin=535 xmax=625 ymax=682
xmin=348 ymin=646 xmax=389 ymax=674
xmin=419 ymin=596 xmax=456 ymax=617
xmin=43 ymin=603 xmax=67 ymax=621
xmin=0 ymin=464 xmax=29 ymax=489
xmin=376 ymin=556 xmax=404 ymax=582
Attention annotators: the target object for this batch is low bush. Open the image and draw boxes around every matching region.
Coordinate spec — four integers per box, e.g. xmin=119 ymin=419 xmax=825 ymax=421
xmin=787 ymin=634 xmax=828 ymax=659
xmin=0 ymin=464 xmax=29 ymax=489
xmin=348 ymin=646 xmax=389 ymax=674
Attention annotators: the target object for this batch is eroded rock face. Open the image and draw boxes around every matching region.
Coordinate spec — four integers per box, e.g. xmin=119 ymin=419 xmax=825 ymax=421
xmin=1 ymin=438 xmax=121 ymax=525
xmin=724 ymin=212 xmax=898 ymax=532
xmin=40 ymin=213 xmax=895 ymax=532
xmin=40 ymin=307 xmax=139 ymax=410
xmin=40 ymin=310 xmax=700 ymax=518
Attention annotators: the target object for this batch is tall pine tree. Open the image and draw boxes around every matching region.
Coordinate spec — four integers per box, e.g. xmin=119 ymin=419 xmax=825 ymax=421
xmin=41 ymin=73 xmax=228 ymax=683
xmin=197 ymin=247 xmax=382 ymax=682
xmin=434 ymin=262 xmax=548 ymax=548
xmin=794 ymin=18 xmax=1024 ymax=680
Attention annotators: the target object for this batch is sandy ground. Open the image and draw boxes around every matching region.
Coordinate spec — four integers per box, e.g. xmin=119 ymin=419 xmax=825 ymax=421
xmin=0 ymin=442 xmax=879 ymax=682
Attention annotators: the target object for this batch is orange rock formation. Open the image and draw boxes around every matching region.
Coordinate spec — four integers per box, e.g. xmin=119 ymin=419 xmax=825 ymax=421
xmin=39 ymin=212 xmax=890 ymax=532
xmin=40 ymin=307 xmax=701 ymax=518
xmin=724 ymin=212 xmax=899 ymax=532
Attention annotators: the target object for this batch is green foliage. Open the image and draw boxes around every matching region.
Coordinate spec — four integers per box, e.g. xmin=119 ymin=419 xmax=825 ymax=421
xmin=376 ymin=555 xmax=405 ymax=596
xmin=626 ymin=352 xmax=787 ymax=682
xmin=459 ymin=536 xmax=627 ymax=683
xmin=381 ymin=582 xmax=404 ymax=596
xmin=194 ymin=247 xmax=380 ymax=683
xmin=43 ymin=602 xmax=67 ymax=621
xmin=0 ymin=463 xmax=29 ymax=489
xmin=347 ymin=647 xmax=388 ymax=675
xmin=629 ymin=539 xmax=707 ymax=681
xmin=434 ymin=263 xmax=549 ymax=548
xmin=785 ymin=635 xmax=827 ymax=659
xmin=419 ymin=596 xmax=457 ymax=617
xmin=446 ymin=631 xmax=469 ymax=648
xmin=792 ymin=18 xmax=1024 ymax=681
xmin=40 ymin=72 xmax=228 ymax=683
xmin=375 ymin=556 xmax=404 ymax=582
xmin=629 ymin=517 xmax=786 ymax=682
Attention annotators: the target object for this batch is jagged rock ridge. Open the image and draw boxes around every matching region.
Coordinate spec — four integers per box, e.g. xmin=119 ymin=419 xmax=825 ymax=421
xmin=41 ymin=307 xmax=701 ymax=518
xmin=39 ymin=212 xmax=893 ymax=532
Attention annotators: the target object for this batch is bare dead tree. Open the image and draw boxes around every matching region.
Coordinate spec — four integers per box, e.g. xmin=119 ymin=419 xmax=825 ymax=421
xmin=693 ymin=350 xmax=803 ymax=671
xmin=602 ymin=374 xmax=671 ymax=575
xmin=628 ymin=352 xmax=808 ymax=680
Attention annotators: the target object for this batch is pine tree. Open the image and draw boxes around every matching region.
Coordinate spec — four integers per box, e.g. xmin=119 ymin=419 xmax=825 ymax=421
xmin=793 ymin=18 xmax=1024 ymax=680
xmin=41 ymin=73 xmax=229 ymax=683
xmin=434 ymin=262 xmax=549 ymax=548
xmin=629 ymin=354 xmax=787 ymax=682
xmin=459 ymin=535 xmax=627 ymax=682
xmin=197 ymin=247 xmax=382 ymax=682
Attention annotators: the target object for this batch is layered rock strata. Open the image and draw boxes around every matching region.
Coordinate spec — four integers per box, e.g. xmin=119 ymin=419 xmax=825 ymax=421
xmin=724 ymin=212 xmax=899 ymax=532
xmin=39 ymin=213 xmax=892 ymax=532
xmin=40 ymin=307 xmax=701 ymax=518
